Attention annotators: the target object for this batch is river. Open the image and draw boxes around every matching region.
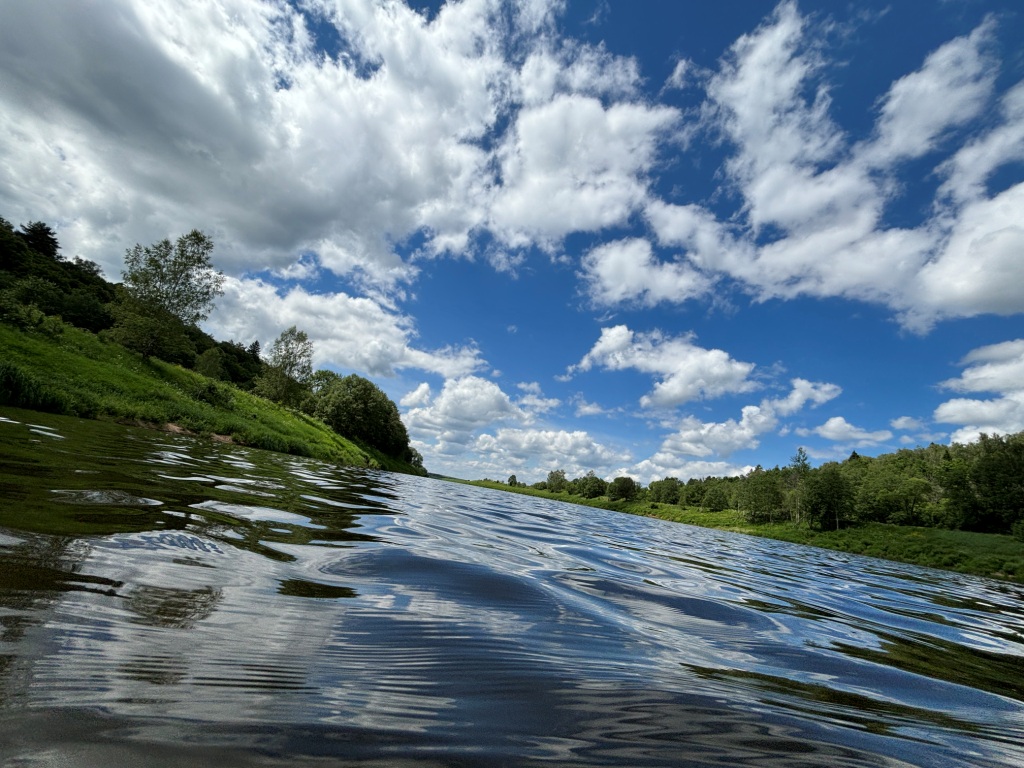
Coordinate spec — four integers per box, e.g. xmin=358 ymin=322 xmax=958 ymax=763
xmin=1 ymin=408 xmax=1023 ymax=767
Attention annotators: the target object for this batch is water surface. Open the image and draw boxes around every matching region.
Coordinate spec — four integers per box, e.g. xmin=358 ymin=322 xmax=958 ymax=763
xmin=2 ymin=409 xmax=1023 ymax=766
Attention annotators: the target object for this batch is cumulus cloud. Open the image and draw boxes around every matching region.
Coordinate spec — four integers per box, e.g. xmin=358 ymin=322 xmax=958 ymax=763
xmin=568 ymin=325 xmax=757 ymax=408
xmin=858 ymin=17 xmax=997 ymax=168
xmin=208 ymin=277 xmax=484 ymax=378
xmin=934 ymin=339 xmax=1024 ymax=443
xmin=403 ymin=375 xmax=522 ymax=454
xmin=0 ymin=0 xmax=672 ymax=286
xmin=581 ymin=238 xmax=711 ymax=307
xmin=591 ymin=4 xmax=1024 ymax=330
xmin=473 ymin=428 xmax=631 ymax=478
xmin=490 ymin=94 xmax=678 ymax=250
xmin=3 ymin=0 xmax=1021 ymax=334
xmin=799 ymin=416 xmax=893 ymax=445
xmin=891 ymin=416 xmax=924 ymax=431
xmin=653 ymin=378 xmax=841 ymax=459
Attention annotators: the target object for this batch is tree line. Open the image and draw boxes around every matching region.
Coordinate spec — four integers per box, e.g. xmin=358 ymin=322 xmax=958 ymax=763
xmin=503 ymin=437 xmax=1024 ymax=540
xmin=0 ymin=217 xmax=422 ymax=471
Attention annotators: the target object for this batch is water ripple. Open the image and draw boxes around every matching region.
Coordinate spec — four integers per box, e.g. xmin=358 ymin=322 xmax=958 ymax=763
xmin=2 ymin=411 xmax=1024 ymax=766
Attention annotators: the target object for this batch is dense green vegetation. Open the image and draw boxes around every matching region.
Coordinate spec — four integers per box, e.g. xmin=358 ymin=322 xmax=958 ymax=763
xmin=0 ymin=216 xmax=423 ymax=475
xmin=466 ymin=478 xmax=1024 ymax=583
xmin=471 ymin=437 xmax=1024 ymax=583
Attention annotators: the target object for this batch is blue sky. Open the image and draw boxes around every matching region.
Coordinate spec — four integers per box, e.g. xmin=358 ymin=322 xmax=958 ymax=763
xmin=2 ymin=0 xmax=1023 ymax=482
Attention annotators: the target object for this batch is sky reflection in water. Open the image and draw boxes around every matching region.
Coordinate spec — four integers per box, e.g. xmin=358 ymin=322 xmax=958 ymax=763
xmin=1 ymin=409 xmax=1023 ymax=767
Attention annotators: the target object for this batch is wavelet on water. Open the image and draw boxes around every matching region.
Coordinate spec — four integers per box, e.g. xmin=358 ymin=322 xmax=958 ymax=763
xmin=2 ymin=409 xmax=1024 ymax=767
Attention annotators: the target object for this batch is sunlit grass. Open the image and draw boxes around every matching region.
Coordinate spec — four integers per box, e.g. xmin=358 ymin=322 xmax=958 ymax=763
xmin=0 ymin=321 xmax=374 ymax=467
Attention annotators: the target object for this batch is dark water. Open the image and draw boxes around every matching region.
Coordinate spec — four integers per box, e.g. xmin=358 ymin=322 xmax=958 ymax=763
xmin=2 ymin=409 xmax=1023 ymax=767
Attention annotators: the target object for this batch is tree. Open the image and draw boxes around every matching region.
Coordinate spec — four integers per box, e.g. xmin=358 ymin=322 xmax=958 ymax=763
xmin=122 ymin=230 xmax=224 ymax=325
xmin=701 ymin=483 xmax=729 ymax=512
xmin=784 ymin=447 xmax=812 ymax=523
xmin=314 ymin=374 xmax=410 ymax=457
xmin=18 ymin=221 xmax=60 ymax=260
xmin=649 ymin=477 xmax=681 ymax=505
xmin=579 ymin=470 xmax=607 ymax=499
xmin=608 ymin=476 xmax=638 ymax=501
xmin=740 ymin=466 xmax=784 ymax=523
xmin=254 ymin=326 xmax=313 ymax=407
xmin=507 ymin=475 xmax=518 ymax=487
xmin=802 ymin=463 xmax=854 ymax=531
xmin=546 ymin=469 xmax=567 ymax=493
xmin=267 ymin=326 xmax=313 ymax=384
xmin=106 ymin=291 xmax=195 ymax=364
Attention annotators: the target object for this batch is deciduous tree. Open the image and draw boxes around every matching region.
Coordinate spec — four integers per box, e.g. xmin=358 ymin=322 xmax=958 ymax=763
xmin=122 ymin=230 xmax=224 ymax=325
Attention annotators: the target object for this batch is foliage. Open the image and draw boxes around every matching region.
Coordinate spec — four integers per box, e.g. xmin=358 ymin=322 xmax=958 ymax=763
xmin=578 ymin=471 xmax=608 ymax=499
xmin=312 ymin=374 xmax=411 ymax=459
xmin=648 ymin=477 xmax=681 ymax=505
xmin=701 ymin=483 xmax=730 ymax=512
xmin=0 ymin=360 xmax=67 ymax=412
xmin=0 ymin=215 xmax=422 ymax=474
xmin=739 ymin=466 xmax=784 ymax=523
xmin=802 ymin=463 xmax=855 ymax=531
xmin=608 ymin=476 xmax=638 ymax=501
xmin=106 ymin=293 xmax=196 ymax=364
xmin=18 ymin=221 xmax=60 ymax=259
xmin=122 ymin=230 xmax=224 ymax=325
xmin=0 ymin=322 xmax=383 ymax=468
xmin=254 ymin=326 xmax=314 ymax=407
xmin=267 ymin=325 xmax=314 ymax=383
xmin=546 ymin=469 xmax=567 ymax=493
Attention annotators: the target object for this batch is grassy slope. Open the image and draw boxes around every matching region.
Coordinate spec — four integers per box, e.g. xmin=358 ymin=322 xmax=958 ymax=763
xmin=0 ymin=321 xmax=418 ymax=472
xmin=464 ymin=480 xmax=1024 ymax=584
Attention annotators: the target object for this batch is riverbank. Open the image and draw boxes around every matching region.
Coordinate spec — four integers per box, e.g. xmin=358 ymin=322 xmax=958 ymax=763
xmin=0 ymin=321 xmax=418 ymax=473
xmin=464 ymin=480 xmax=1024 ymax=584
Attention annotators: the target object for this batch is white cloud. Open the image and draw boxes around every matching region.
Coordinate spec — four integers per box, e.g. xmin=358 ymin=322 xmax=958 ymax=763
xmin=2 ymin=0 xmax=1021 ymax=336
xmin=652 ymin=378 xmax=840 ymax=460
xmin=664 ymin=59 xmax=694 ymax=90
xmin=473 ymin=428 xmax=631 ymax=478
xmin=630 ymin=457 xmax=748 ymax=484
xmin=208 ymin=277 xmax=483 ymax=378
xmin=934 ymin=339 xmax=1024 ymax=443
xmin=859 ymin=18 xmax=997 ymax=167
xmin=800 ymin=416 xmax=892 ymax=445
xmin=490 ymin=94 xmax=678 ymax=249
xmin=568 ymin=325 xmax=757 ymax=408
xmin=907 ymin=184 xmax=1024 ymax=327
xmin=403 ymin=375 xmax=522 ymax=453
xmin=890 ymin=416 xmax=924 ymax=431
xmin=581 ymin=238 xmax=711 ymax=307
xmin=937 ymin=82 xmax=1024 ymax=206
xmin=619 ymin=6 xmax=1021 ymax=332
xmin=400 ymin=382 xmax=433 ymax=408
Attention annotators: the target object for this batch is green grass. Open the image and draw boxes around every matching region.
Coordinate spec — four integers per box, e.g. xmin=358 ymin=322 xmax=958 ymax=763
xmin=0 ymin=320 xmax=409 ymax=470
xmin=464 ymin=481 xmax=1024 ymax=584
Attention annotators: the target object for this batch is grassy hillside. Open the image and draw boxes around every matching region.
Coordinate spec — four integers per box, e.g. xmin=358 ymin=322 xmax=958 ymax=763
xmin=465 ymin=480 xmax=1024 ymax=584
xmin=0 ymin=320 xmax=417 ymax=473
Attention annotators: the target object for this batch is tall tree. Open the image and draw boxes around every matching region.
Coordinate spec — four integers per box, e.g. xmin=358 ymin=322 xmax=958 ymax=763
xmin=546 ymin=469 xmax=567 ymax=493
xmin=802 ymin=463 xmax=854 ymax=531
xmin=254 ymin=326 xmax=314 ymax=407
xmin=18 ymin=221 xmax=60 ymax=260
xmin=122 ymin=230 xmax=224 ymax=325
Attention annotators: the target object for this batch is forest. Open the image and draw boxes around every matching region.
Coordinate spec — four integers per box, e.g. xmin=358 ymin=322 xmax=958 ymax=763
xmin=0 ymin=217 xmax=423 ymax=473
xmin=500 ymin=433 xmax=1024 ymax=541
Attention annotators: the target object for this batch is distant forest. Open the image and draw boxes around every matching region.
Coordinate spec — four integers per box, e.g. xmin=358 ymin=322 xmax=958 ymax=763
xmin=507 ymin=434 xmax=1024 ymax=540
xmin=0 ymin=217 xmax=422 ymax=471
